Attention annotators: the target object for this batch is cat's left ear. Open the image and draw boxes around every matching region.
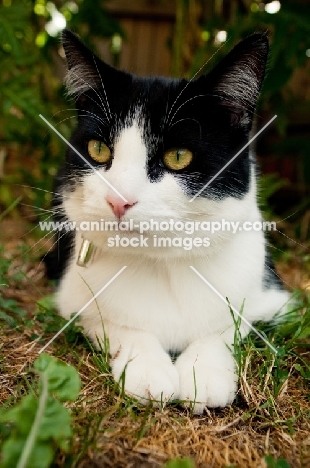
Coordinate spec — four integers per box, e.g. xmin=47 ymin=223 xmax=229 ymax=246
xmin=207 ymin=33 xmax=269 ymax=127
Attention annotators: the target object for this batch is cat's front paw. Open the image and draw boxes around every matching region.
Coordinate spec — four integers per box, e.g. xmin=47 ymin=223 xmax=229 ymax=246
xmin=112 ymin=349 xmax=179 ymax=406
xmin=175 ymin=341 xmax=237 ymax=414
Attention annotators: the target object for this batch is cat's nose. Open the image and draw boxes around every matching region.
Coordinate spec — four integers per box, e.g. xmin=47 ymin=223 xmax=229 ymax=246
xmin=106 ymin=195 xmax=137 ymax=219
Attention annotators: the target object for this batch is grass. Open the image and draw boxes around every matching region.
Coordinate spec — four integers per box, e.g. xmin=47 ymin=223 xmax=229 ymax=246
xmin=0 ymin=216 xmax=309 ymax=467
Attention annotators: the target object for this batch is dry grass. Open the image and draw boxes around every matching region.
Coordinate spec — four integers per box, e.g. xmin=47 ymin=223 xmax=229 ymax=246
xmin=1 ymin=325 xmax=309 ymax=468
xmin=0 ymin=217 xmax=310 ymax=468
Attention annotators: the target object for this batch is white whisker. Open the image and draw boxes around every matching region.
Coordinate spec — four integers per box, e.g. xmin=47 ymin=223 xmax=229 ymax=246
xmin=165 ymin=37 xmax=230 ymax=126
xmin=93 ymin=55 xmax=112 ymax=121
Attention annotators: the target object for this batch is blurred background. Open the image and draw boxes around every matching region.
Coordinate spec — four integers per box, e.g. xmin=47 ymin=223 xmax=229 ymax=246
xmin=0 ymin=0 xmax=309 ymax=278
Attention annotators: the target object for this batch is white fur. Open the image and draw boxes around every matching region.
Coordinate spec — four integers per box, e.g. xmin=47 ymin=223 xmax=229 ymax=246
xmin=57 ymin=118 xmax=289 ymax=413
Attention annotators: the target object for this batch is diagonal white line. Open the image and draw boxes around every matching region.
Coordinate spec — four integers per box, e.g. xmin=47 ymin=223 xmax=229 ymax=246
xmin=39 ymin=114 xmax=128 ymax=202
xmin=189 ymin=266 xmax=278 ymax=354
xmin=38 ymin=266 xmax=127 ymax=354
xmin=189 ymin=115 xmax=277 ymax=202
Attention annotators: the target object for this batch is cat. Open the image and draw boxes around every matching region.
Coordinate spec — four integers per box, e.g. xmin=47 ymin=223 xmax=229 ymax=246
xmin=45 ymin=29 xmax=289 ymax=413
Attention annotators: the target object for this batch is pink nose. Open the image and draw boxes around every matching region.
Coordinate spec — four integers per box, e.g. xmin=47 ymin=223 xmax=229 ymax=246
xmin=106 ymin=195 xmax=136 ymax=219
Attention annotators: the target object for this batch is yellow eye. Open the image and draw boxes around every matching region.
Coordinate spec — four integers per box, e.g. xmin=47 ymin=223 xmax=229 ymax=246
xmin=88 ymin=140 xmax=111 ymax=163
xmin=163 ymin=148 xmax=193 ymax=171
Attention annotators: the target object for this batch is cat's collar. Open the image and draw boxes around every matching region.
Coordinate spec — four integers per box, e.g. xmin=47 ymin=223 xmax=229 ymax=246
xmin=77 ymin=237 xmax=97 ymax=267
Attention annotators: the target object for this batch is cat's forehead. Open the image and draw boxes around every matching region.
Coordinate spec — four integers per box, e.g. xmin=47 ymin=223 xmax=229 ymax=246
xmin=76 ymin=73 xmax=189 ymax=115
xmin=75 ymin=76 xmax=190 ymax=139
xmin=110 ymin=75 xmax=186 ymax=112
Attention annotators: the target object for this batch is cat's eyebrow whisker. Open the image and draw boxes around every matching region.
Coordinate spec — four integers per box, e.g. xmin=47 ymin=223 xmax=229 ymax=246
xmin=79 ymin=92 xmax=111 ymax=122
xmin=54 ymin=115 xmax=105 ymax=139
xmin=93 ymin=132 xmax=105 ymax=139
xmin=165 ymin=37 xmax=230 ymax=127
xmin=162 ymin=84 xmax=171 ymax=129
xmin=87 ymin=129 xmax=105 ymax=139
xmin=65 ymin=73 xmax=113 ymax=125
xmin=77 ymin=110 xmax=108 ymax=128
xmin=54 ymin=114 xmax=105 ymax=130
xmin=93 ymin=55 xmax=112 ymax=122
xmin=52 ymin=108 xmax=78 ymax=117
xmin=68 ymin=69 xmax=111 ymax=122
xmin=168 ymin=94 xmax=212 ymax=129
xmin=52 ymin=108 xmax=108 ymax=127
xmin=52 ymin=108 xmax=108 ymax=132
xmin=168 ymin=117 xmax=202 ymax=138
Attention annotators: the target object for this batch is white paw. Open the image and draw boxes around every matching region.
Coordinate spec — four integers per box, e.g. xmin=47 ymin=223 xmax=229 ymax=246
xmin=175 ymin=341 xmax=237 ymax=414
xmin=112 ymin=349 xmax=179 ymax=406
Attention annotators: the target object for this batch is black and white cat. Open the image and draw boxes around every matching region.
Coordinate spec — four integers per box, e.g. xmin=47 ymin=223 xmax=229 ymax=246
xmin=45 ymin=30 xmax=289 ymax=413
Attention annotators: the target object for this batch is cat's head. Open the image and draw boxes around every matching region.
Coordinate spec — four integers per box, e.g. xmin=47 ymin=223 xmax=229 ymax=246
xmin=58 ymin=30 xmax=268 ymax=257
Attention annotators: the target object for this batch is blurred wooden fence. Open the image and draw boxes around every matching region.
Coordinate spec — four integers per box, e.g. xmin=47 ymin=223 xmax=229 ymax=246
xmin=97 ymin=0 xmax=176 ymax=76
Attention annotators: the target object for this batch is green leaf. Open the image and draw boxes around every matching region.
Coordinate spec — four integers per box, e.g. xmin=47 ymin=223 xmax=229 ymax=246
xmin=35 ymin=295 xmax=56 ymax=312
xmin=265 ymin=454 xmax=291 ymax=468
xmin=1 ymin=438 xmax=54 ymax=468
xmin=0 ymin=354 xmax=81 ymax=468
xmin=294 ymin=363 xmax=310 ymax=380
xmin=0 ymin=395 xmax=37 ymax=435
xmin=0 ymin=310 xmax=17 ymax=327
xmin=21 ymin=442 xmax=54 ymax=468
xmin=163 ymin=458 xmax=195 ymax=468
xmin=39 ymin=397 xmax=72 ymax=444
xmin=34 ymin=353 xmax=81 ymax=401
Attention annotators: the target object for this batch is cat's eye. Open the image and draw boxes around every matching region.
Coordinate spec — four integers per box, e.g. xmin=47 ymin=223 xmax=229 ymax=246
xmin=163 ymin=148 xmax=193 ymax=171
xmin=88 ymin=140 xmax=112 ymax=164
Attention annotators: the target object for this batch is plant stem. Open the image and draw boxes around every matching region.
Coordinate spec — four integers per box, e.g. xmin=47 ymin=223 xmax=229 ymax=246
xmin=16 ymin=372 xmax=49 ymax=468
xmin=0 ymin=196 xmax=22 ymax=222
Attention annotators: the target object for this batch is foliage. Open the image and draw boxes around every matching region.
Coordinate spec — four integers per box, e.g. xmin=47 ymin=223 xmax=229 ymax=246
xmin=0 ymin=0 xmax=121 ymax=143
xmin=0 ymin=1 xmax=46 ymax=143
xmin=265 ymin=454 xmax=291 ymax=468
xmin=163 ymin=458 xmax=195 ymax=468
xmin=173 ymin=0 xmax=310 ymax=194
xmin=0 ymin=353 xmax=81 ymax=468
xmin=180 ymin=1 xmax=310 ymax=108
xmin=0 ymin=0 xmax=121 ymax=209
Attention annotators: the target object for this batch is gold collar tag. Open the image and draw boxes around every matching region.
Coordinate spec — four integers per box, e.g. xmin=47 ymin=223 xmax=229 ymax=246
xmin=77 ymin=238 xmax=97 ymax=267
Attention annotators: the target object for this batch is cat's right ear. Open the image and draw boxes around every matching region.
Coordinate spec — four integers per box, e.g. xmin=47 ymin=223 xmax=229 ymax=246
xmin=205 ymin=33 xmax=269 ymax=127
xmin=61 ymin=29 xmax=116 ymax=98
